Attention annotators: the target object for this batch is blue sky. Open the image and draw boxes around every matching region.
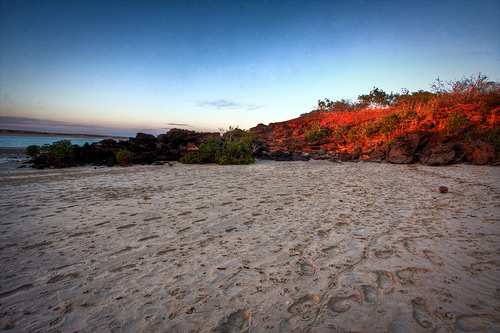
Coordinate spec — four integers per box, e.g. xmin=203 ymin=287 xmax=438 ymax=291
xmin=1 ymin=0 xmax=499 ymax=136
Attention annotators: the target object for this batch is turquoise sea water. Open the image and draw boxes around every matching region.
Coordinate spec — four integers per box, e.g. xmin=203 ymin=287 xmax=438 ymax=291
xmin=0 ymin=136 xmax=107 ymax=164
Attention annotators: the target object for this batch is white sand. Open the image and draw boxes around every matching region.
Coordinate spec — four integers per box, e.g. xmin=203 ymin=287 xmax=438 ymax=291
xmin=0 ymin=160 xmax=499 ymax=332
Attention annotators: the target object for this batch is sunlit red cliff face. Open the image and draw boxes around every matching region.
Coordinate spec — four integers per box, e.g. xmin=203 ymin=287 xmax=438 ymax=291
xmin=251 ymin=93 xmax=500 ymax=165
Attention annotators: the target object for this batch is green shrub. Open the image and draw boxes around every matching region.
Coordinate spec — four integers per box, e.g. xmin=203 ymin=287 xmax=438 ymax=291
xmin=363 ymin=122 xmax=380 ymax=137
xmin=332 ymin=125 xmax=351 ymax=141
xmin=116 ymin=148 xmax=133 ymax=166
xmin=446 ymin=111 xmax=469 ymax=131
xmin=45 ymin=140 xmax=75 ymax=167
xmin=464 ymin=128 xmax=500 ymax=146
xmin=29 ymin=140 xmax=75 ymax=167
xmin=379 ymin=113 xmax=400 ymax=134
xmin=400 ymin=109 xmax=419 ymax=121
xmin=180 ymin=129 xmax=255 ymax=165
xmin=216 ymin=137 xmax=255 ymax=165
xmin=25 ymin=145 xmax=40 ymax=158
xmin=347 ymin=126 xmax=361 ymax=141
xmin=304 ymin=123 xmax=327 ymax=142
xmin=180 ymin=136 xmax=222 ymax=164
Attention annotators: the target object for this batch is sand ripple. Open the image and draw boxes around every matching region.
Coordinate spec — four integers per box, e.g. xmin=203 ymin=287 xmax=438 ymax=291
xmin=0 ymin=161 xmax=499 ymax=331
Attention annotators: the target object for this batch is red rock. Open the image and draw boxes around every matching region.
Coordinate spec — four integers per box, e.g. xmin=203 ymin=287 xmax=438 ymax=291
xmin=419 ymin=141 xmax=464 ymax=166
xmin=464 ymin=140 xmax=498 ymax=165
xmin=439 ymin=186 xmax=448 ymax=193
xmin=387 ymin=132 xmax=428 ymax=164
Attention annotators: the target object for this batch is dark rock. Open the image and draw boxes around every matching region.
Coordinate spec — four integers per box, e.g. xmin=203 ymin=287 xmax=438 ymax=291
xmin=340 ymin=151 xmax=353 ymax=162
xmin=96 ymin=139 xmax=118 ymax=147
xmin=32 ymin=163 xmax=50 ymax=170
xmin=362 ymin=141 xmax=388 ymax=161
xmin=387 ymin=132 xmax=428 ymax=164
xmin=128 ymin=133 xmax=160 ymax=152
xmin=464 ymin=140 xmax=498 ymax=165
xmin=157 ymin=129 xmax=218 ymax=160
xmin=275 ymin=150 xmax=293 ymax=161
xmin=419 ymin=141 xmax=464 ymax=166
xmin=133 ymin=152 xmax=157 ymax=165
xmin=291 ymin=154 xmax=310 ymax=161
xmin=135 ymin=133 xmax=157 ymax=141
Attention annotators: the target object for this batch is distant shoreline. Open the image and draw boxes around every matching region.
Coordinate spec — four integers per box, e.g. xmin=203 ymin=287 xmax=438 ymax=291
xmin=0 ymin=129 xmax=129 ymax=140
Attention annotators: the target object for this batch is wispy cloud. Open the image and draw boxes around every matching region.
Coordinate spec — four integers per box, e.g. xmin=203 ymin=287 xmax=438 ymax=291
xmin=166 ymin=123 xmax=193 ymax=127
xmin=0 ymin=116 xmax=163 ymax=137
xmin=196 ymin=99 xmax=264 ymax=111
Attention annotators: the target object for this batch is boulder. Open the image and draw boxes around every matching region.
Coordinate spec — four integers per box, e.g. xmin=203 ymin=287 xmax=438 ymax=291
xmin=340 ymin=151 xmax=353 ymax=162
xmin=464 ymin=140 xmax=498 ymax=165
xmin=387 ymin=132 xmax=427 ymax=164
xmin=128 ymin=132 xmax=160 ymax=152
xmin=133 ymin=152 xmax=157 ymax=165
xmin=135 ymin=133 xmax=157 ymax=141
xmin=157 ymin=129 xmax=218 ymax=160
xmin=419 ymin=141 xmax=464 ymax=166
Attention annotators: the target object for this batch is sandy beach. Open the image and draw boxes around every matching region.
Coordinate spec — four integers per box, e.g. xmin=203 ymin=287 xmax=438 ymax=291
xmin=0 ymin=160 xmax=499 ymax=332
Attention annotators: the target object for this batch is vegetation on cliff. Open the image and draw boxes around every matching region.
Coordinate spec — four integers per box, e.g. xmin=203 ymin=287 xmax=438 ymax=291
xmin=253 ymin=73 xmax=499 ymax=164
xmin=292 ymin=73 xmax=499 ymax=146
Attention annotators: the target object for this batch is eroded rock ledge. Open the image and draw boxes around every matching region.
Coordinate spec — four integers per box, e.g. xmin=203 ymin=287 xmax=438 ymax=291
xmin=251 ymin=121 xmax=498 ymax=165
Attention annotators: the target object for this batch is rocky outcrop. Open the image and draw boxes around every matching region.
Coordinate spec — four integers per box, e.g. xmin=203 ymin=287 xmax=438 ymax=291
xmin=419 ymin=140 xmax=464 ymax=166
xmin=39 ymin=129 xmax=219 ymax=168
xmin=464 ymin=140 xmax=497 ymax=165
xmin=28 ymin=113 xmax=499 ymax=168
xmin=251 ymin=119 xmax=499 ymax=165
xmin=157 ymin=129 xmax=217 ymax=160
xmin=387 ymin=132 xmax=428 ymax=164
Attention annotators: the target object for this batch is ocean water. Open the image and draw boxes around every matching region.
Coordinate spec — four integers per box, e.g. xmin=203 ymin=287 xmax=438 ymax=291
xmin=0 ymin=136 xmax=107 ymax=164
xmin=0 ymin=136 xmax=105 ymax=148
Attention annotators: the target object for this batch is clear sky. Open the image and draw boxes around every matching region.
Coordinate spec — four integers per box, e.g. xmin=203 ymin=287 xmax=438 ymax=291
xmin=1 ymin=0 xmax=499 ymax=136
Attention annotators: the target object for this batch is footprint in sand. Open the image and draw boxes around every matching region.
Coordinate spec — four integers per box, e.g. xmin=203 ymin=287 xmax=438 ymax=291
xmin=0 ymin=283 xmax=34 ymax=298
xmin=299 ymin=261 xmax=316 ymax=276
xmin=116 ymin=223 xmax=136 ymax=230
xmin=138 ymin=235 xmax=160 ymax=242
xmin=455 ymin=313 xmax=500 ymax=331
xmin=361 ymin=285 xmax=378 ymax=303
xmin=423 ymin=250 xmax=443 ymax=266
xmin=21 ymin=241 xmax=53 ymax=250
xmin=109 ymin=263 xmax=137 ymax=272
xmin=374 ymin=249 xmax=396 ymax=259
xmin=396 ymin=267 xmax=428 ymax=284
xmin=372 ymin=270 xmax=394 ymax=293
xmin=317 ymin=229 xmax=330 ymax=238
xmin=411 ymin=297 xmax=436 ymax=330
xmin=47 ymin=273 xmax=81 ymax=284
xmin=327 ymin=294 xmax=363 ymax=313
xmin=214 ymin=309 xmax=252 ymax=332
xmin=322 ymin=240 xmax=345 ymax=255
xmin=470 ymin=261 xmax=500 ymax=272
xmin=403 ymin=238 xmax=417 ymax=254
xmin=287 ymin=294 xmax=319 ymax=314
xmin=68 ymin=231 xmax=96 ymax=238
